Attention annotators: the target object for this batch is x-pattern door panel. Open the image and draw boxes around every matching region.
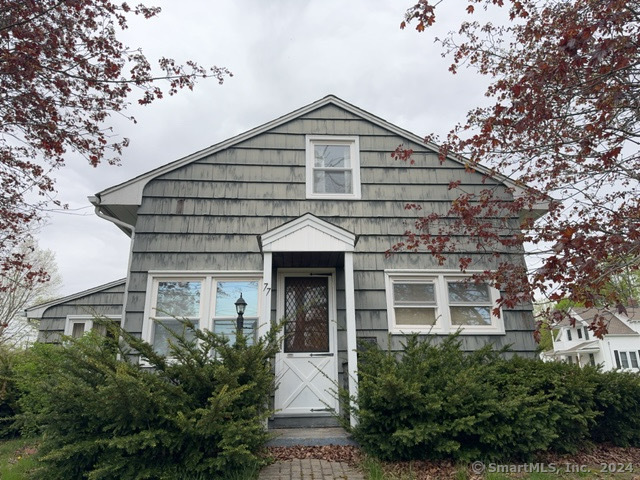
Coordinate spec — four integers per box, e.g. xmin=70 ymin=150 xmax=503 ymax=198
xmin=275 ymin=272 xmax=338 ymax=416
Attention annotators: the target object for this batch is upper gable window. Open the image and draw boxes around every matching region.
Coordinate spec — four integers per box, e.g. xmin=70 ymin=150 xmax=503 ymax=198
xmin=306 ymin=136 xmax=361 ymax=199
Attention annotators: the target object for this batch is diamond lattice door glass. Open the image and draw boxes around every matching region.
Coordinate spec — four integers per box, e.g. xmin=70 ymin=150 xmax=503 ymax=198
xmin=284 ymin=277 xmax=329 ymax=353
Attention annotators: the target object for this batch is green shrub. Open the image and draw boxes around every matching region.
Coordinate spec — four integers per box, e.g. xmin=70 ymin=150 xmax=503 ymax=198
xmin=591 ymin=370 xmax=640 ymax=446
xmin=350 ymin=335 xmax=640 ymax=463
xmin=15 ymin=318 xmax=280 ymax=480
xmin=0 ymin=345 xmax=25 ymax=438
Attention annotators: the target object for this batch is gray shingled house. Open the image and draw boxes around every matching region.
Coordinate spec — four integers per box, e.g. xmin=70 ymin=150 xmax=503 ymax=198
xmin=27 ymin=95 xmax=541 ymax=427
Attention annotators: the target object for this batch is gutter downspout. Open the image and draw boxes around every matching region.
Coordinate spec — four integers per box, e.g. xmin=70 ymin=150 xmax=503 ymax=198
xmin=89 ymin=196 xmax=136 ymax=331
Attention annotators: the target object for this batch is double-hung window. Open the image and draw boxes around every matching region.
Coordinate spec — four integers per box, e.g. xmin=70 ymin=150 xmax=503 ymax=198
xmin=211 ymin=280 xmax=259 ymax=345
xmin=144 ymin=273 xmax=261 ymax=356
xmin=64 ymin=316 xmax=122 ymax=339
xmin=385 ymin=271 xmax=504 ymax=334
xmin=306 ymin=136 xmax=361 ymax=199
xmin=152 ymin=280 xmax=203 ymax=356
xmin=614 ymin=350 xmax=640 ymax=370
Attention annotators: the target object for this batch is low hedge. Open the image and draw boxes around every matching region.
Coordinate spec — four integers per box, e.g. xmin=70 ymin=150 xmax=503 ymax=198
xmin=351 ymin=335 xmax=640 ymax=462
xmin=14 ymin=319 xmax=280 ymax=480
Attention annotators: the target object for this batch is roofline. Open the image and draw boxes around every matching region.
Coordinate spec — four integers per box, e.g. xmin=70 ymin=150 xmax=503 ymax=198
xmin=25 ymin=278 xmax=126 ymax=319
xmin=93 ymin=95 xmax=542 ymax=209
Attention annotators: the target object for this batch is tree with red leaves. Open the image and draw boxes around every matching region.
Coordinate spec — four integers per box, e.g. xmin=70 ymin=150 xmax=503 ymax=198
xmin=0 ymin=0 xmax=231 ymax=288
xmin=395 ymin=0 xmax=639 ymax=338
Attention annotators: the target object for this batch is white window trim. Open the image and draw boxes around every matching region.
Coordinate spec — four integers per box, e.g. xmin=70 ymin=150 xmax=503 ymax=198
xmin=384 ymin=270 xmax=505 ymax=335
xmin=305 ymin=135 xmax=361 ymax=200
xmin=64 ymin=315 xmax=122 ymax=337
xmin=142 ymin=272 xmax=263 ymax=358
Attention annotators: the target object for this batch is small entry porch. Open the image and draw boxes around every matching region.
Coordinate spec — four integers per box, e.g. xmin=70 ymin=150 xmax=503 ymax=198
xmin=258 ymin=214 xmax=359 ymax=428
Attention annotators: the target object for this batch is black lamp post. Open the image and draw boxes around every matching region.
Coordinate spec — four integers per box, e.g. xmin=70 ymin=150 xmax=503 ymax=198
xmin=235 ymin=293 xmax=247 ymax=334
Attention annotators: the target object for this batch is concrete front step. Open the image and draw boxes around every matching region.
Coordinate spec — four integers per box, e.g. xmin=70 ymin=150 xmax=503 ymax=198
xmin=266 ymin=427 xmax=358 ymax=447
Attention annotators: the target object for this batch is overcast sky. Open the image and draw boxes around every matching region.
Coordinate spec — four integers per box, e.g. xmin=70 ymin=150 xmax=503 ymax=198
xmin=37 ymin=0 xmax=492 ymax=297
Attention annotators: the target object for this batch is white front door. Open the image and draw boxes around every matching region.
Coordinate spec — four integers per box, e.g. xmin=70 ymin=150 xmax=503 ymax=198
xmin=274 ymin=270 xmax=338 ymax=416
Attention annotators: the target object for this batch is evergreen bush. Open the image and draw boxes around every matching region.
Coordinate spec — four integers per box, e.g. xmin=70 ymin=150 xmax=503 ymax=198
xmin=591 ymin=370 xmax=640 ymax=446
xmin=0 ymin=345 xmax=24 ymax=438
xmin=351 ymin=335 xmax=640 ymax=462
xmin=15 ymin=318 xmax=280 ymax=480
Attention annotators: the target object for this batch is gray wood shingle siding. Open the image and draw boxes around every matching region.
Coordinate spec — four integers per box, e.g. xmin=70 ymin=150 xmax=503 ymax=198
xmin=124 ymin=103 xmax=536 ymax=356
xmin=36 ymin=281 xmax=125 ymax=343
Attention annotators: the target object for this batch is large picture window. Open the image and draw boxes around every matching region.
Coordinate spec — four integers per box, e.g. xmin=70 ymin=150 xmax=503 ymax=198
xmin=306 ymin=136 xmax=361 ymax=199
xmin=143 ymin=273 xmax=261 ymax=355
xmin=385 ymin=271 xmax=504 ymax=334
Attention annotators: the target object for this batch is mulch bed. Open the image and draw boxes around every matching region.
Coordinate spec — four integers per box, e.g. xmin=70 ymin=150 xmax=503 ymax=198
xmin=264 ymin=444 xmax=640 ymax=479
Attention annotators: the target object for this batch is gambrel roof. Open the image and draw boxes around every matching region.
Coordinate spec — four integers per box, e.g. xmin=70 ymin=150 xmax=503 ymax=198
xmin=89 ymin=95 xmax=547 ymax=234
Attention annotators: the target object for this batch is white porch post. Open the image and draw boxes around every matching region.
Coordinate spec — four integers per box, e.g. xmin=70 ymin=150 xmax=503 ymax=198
xmin=259 ymin=252 xmax=273 ymax=340
xmin=344 ymin=251 xmax=358 ymax=427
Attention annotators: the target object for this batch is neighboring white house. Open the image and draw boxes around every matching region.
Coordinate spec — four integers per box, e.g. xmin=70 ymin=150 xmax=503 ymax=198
xmin=542 ymin=306 xmax=640 ymax=371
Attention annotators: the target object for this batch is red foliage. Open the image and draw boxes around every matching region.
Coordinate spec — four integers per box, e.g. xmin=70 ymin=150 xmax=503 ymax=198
xmin=398 ymin=0 xmax=640 ymax=336
xmin=0 ymin=0 xmax=231 ymax=287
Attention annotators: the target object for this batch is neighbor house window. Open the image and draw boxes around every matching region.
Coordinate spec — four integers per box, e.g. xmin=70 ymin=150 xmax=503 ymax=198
xmin=614 ymin=350 xmax=639 ymax=369
xmin=385 ymin=271 xmax=504 ymax=334
xmin=144 ymin=274 xmax=261 ymax=356
xmin=567 ymin=329 xmax=572 ymax=341
xmin=64 ymin=316 xmax=122 ymax=339
xmin=306 ymin=136 xmax=361 ymax=199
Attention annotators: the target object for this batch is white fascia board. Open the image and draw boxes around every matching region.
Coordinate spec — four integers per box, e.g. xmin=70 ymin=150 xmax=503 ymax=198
xmin=25 ymin=278 xmax=126 ymax=319
xmin=94 ymin=95 xmax=541 ymax=210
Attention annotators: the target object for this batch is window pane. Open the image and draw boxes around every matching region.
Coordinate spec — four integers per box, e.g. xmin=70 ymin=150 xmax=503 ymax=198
xmin=620 ymin=352 xmax=630 ymax=368
xmin=153 ymin=318 xmax=199 ymax=357
xmin=450 ymin=306 xmax=492 ymax=326
xmin=93 ymin=324 xmax=107 ymax=337
xmin=157 ymin=281 xmax=201 ymax=317
xmin=215 ymin=281 xmax=259 ymax=317
xmin=577 ymin=329 xmax=582 ymax=339
xmin=395 ymin=307 xmax=437 ymax=326
xmin=71 ymin=322 xmax=86 ymax=338
xmin=214 ymin=319 xmax=256 ymax=346
xmin=448 ymin=282 xmax=490 ymax=303
xmin=630 ymin=352 xmax=638 ymax=368
xmin=313 ymin=170 xmax=352 ymax=194
xmin=394 ymin=283 xmax=435 ymax=304
xmin=314 ymin=144 xmax=350 ymax=168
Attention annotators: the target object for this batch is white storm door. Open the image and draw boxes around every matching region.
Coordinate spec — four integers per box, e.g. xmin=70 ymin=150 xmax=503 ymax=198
xmin=274 ymin=272 xmax=338 ymax=416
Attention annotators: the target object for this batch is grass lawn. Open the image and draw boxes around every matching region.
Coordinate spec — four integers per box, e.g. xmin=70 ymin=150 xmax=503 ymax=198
xmin=0 ymin=438 xmax=38 ymax=480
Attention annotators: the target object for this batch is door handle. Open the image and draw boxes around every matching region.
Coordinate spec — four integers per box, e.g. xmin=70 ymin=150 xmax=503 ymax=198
xmin=309 ymin=353 xmax=334 ymax=357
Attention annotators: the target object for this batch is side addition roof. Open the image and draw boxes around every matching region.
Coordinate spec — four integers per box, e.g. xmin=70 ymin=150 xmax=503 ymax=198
xmin=25 ymin=279 xmax=126 ymax=320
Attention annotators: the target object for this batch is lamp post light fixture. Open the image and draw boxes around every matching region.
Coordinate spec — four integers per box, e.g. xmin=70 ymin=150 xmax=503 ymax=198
xmin=235 ymin=293 xmax=247 ymax=334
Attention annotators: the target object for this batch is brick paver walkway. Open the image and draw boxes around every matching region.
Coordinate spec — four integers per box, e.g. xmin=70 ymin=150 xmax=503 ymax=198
xmin=258 ymin=459 xmax=365 ymax=480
